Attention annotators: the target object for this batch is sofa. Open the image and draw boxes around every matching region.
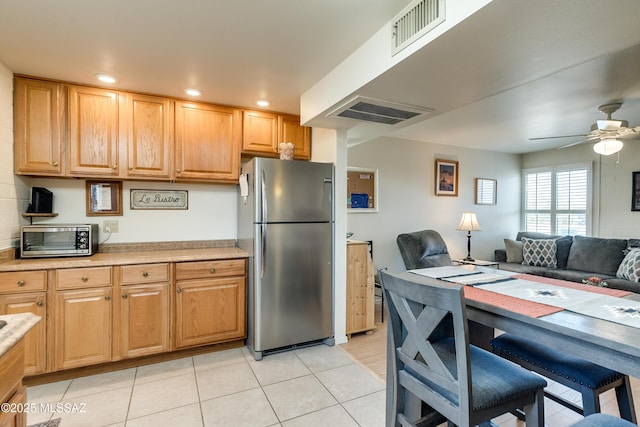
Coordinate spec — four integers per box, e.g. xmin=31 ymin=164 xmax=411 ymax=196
xmin=495 ymin=232 xmax=640 ymax=293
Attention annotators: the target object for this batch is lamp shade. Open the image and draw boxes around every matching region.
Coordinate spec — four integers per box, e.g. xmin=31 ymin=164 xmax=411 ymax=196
xmin=457 ymin=212 xmax=481 ymax=231
xmin=593 ymin=139 xmax=623 ymax=155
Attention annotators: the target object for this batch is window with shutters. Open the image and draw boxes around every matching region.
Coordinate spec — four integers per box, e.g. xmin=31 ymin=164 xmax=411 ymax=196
xmin=522 ymin=163 xmax=591 ymax=236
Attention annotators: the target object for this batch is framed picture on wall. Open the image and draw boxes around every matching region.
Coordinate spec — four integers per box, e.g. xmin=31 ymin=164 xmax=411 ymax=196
xmin=632 ymin=172 xmax=640 ymax=211
xmin=435 ymin=159 xmax=458 ymax=196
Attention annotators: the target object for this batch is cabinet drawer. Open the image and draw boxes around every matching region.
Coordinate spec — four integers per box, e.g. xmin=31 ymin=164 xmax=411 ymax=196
xmin=175 ymin=259 xmax=245 ymax=281
xmin=56 ymin=266 xmax=112 ymax=289
xmin=0 ymin=271 xmax=46 ymax=293
xmin=121 ymin=263 xmax=169 ymax=285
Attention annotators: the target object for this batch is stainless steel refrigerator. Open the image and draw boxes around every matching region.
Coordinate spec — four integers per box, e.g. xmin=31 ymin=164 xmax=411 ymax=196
xmin=237 ymin=157 xmax=334 ymax=360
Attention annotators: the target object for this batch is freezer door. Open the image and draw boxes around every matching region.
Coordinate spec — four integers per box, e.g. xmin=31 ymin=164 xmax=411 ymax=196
xmin=254 ymin=158 xmax=333 ymax=223
xmin=253 ymin=222 xmax=333 ymax=352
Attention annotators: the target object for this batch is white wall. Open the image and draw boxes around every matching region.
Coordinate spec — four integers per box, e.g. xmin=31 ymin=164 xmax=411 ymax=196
xmin=523 ymin=141 xmax=640 ymax=239
xmin=0 ymin=62 xmax=30 ymax=250
xmin=347 ymin=138 xmax=522 ymax=273
xmin=29 ymin=178 xmax=238 ymax=244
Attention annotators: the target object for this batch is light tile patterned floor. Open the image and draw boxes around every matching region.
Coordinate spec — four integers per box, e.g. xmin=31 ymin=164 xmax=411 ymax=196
xmin=25 ymin=345 xmax=385 ymax=427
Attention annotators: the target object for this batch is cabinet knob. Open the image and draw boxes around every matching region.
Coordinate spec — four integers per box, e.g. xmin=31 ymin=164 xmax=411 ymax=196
xmin=142 ymin=272 xmax=149 ymax=278
xmin=36 ymin=301 xmax=44 ymax=307
xmin=122 ymin=294 xmax=128 ymax=299
xmin=209 ymin=268 xmax=216 ymax=273
xmin=105 ymin=295 xmax=111 ymax=301
xmin=17 ymin=280 xmax=25 ymax=287
xmin=53 ymin=161 xmax=59 ymax=167
xmin=112 ymin=165 xmax=117 ymax=170
xmin=176 ymin=288 xmax=182 ymax=293
xmin=81 ymin=276 xmax=88 ymax=282
xmin=176 ymin=169 xmax=182 ymax=174
xmin=129 ymin=167 xmax=133 ymax=171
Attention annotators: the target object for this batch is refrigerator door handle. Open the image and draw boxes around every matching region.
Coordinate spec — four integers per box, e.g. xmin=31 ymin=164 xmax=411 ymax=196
xmin=261 ymin=169 xmax=267 ymax=223
xmin=261 ymin=223 xmax=267 ymax=279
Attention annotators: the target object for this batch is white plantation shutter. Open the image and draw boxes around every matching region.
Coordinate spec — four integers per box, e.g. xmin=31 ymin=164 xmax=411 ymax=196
xmin=523 ymin=164 xmax=591 ymax=235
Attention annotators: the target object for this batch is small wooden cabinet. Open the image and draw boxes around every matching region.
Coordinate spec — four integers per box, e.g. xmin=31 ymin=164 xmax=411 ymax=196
xmin=54 ymin=267 xmax=113 ymax=370
xmin=0 ymin=340 xmax=27 ymax=427
xmin=346 ymin=241 xmax=375 ymax=337
xmin=0 ymin=271 xmax=47 ymax=375
xmin=175 ymin=259 xmax=246 ymax=348
xmin=175 ymin=101 xmax=241 ymax=182
xmin=241 ymin=109 xmax=311 ymax=160
xmin=67 ymin=85 xmax=120 ymax=177
xmin=13 ymin=77 xmax=65 ymax=176
xmin=118 ymin=263 xmax=170 ymax=358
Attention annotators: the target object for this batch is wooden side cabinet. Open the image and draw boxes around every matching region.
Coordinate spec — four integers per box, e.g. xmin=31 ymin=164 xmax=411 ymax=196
xmin=241 ymin=110 xmax=311 ymax=160
xmin=279 ymin=113 xmax=311 ymax=160
xmin=346 ymin=241 xmax=375 ymax=337
xmin=14 ymin=77 xmax=65 ymax=176
xmin=175 ymin=259 xmax=246 ymax=348
xmin=0 ymin=340 xmax=27 ymax=427
xmin=118 ymin=263 xmax=170 ymax=359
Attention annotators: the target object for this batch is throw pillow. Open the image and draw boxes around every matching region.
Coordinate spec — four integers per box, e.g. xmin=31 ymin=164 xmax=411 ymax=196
xmin=522 ymin=237 xmax=557 ymax=268
xmin=566 ymin=235 xmax=628 ymax=276
xmin=504 ymin=239 xmax=524 ymax=263
xmin=555 ymin=235 xmax=573 ymax=269
xmin=617 ymin=248 xmax=640 ymax=282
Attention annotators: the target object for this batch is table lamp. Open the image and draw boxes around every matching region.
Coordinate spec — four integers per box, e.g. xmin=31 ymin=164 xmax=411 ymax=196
xmin=457 ymin=212 xmax=481 ymax=261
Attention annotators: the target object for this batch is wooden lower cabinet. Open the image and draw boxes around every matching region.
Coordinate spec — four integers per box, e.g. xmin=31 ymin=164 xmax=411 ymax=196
xmin=0 ymin=293 xmax=46 ymax=375
xmin=346 ymin=241 xmax=375 ymax=336
xmin=0 ymin=386 xmax=26 ymax=427
xmin=119 ymin=283 xmax=170 ymax=358
xmin=54 ymin=288 xmax=112 ymax=370
xmin=0 ymin=339 xmax=27 ymax=427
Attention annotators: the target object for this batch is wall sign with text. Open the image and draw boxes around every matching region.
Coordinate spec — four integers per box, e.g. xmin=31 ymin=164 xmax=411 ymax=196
xmin=130 ymin=190 xmax=189 ymax=210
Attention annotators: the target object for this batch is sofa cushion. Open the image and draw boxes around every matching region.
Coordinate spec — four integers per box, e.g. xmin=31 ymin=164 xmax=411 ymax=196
xmin=504 ymin=239 xmax=524 ymax=263
xmin=555 ymin=236 xmax=573 ymax=269
xmin=522 ymin=237 xmax=557 ymax=268
xmin=543 ymin=268 xmax=613 ymax=284
xmin=566 ymin=235 xmax=627 ymax=276
xmin=498 ymin=262 xmax=550 ymax=275
xmin=617 ymin=248 xmax=640 ymax=282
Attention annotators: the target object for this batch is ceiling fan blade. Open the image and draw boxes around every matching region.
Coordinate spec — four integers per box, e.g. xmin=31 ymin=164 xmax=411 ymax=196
xmin=529 ymin=134 xmax=589 ymax=141
xmin=558 ymin=138 xmax=591 ymax=149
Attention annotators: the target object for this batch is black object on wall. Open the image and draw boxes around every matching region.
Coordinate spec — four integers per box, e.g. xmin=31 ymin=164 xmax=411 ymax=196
xmin=28 ymin=187 xmax=53 ymax=213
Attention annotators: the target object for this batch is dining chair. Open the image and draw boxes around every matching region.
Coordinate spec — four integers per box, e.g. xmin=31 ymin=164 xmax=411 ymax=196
xmin=380 ymin=270 xmax=547 ymax=427
xmin=571 ymin=413 xmax=637 ymax=426
xmin=491 ymin=333 xmax=637 ymax=423
xmin=396 ymin=229 xmax=452 ymax=270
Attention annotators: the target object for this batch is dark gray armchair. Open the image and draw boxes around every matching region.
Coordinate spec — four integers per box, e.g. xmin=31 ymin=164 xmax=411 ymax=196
xmin=396 ymin=229 xmax=452 ymax=269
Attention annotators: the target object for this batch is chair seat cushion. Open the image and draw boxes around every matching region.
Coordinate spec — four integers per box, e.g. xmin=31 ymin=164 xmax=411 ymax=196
xmin=407 ymin=337 xmax=547 ymax=412
xmin=571 ymin=413 xmax=636 ymax=426
xmin=491 ymin=334 xmax=623 ymax=389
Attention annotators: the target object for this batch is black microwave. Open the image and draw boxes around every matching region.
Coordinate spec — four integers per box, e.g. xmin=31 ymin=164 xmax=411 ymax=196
xmin=20 ymin=224 xmax=99 ymax=258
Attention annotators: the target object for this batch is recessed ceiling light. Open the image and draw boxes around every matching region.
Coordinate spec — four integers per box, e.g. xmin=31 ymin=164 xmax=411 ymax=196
xmin=256 ymin=99 xmax=270 ymax=107
xmin=185 ymin=88 xmax=201 ymax=97
xmin=95 ymin=74 xmax=116 ymax=83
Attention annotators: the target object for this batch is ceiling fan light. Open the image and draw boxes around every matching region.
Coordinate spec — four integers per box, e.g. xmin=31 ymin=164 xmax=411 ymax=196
xmin=593 ymin=139 xmax=623 ymax=155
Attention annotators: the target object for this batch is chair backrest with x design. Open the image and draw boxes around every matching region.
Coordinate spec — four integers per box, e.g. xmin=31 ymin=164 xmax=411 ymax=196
xmin=381 ymin=270 xmax=472 ymax=426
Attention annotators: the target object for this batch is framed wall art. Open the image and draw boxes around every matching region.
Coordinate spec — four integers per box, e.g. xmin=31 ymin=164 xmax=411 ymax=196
xmin=130 ymin=189 xmax=189 ymax=210
xmin=86 ymin=181 xmax=123 ymax=216
xmin=632 ymin=172 xmax=640 ymax=211
xmin=435 ymin=159 xmax=458 ymax=196
xmin=475 ymin=178 xmax=497 ymax=205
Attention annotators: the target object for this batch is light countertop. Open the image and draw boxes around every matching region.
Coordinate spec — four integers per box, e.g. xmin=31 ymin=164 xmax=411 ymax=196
xmin=0 ymin=313 xmax=40 ymax=358
xmin=0 ymin=246 xmax=249 ymax=272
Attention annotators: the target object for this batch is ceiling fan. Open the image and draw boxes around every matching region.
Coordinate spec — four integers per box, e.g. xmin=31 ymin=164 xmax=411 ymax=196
xmin=529 ymin=102 xmax=640 ymax=155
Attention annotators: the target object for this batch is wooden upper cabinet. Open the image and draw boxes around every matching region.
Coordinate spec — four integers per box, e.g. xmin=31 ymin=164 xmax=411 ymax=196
xmin=67 ymin=85 xmax=119 ymax=177
xmin=279 ymin=113 xmax=311 ymax=160
xmin=119 ymin=93 xmax=173 ymax=179
xmin=241 ymin=110 xmax=278 ymax=156
xmin=174 ymin=101 xmax=241 ymax=182
xmin=14 ymin=77 xmax=65 ymax=175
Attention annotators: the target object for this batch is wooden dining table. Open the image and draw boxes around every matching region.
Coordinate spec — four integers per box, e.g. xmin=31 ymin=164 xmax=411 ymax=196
xmin=405 ymin=267 xmax=640 ymax=379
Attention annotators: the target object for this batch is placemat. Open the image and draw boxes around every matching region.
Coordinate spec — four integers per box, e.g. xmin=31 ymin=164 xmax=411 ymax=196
xmin=463 ymin=286 xmax=563 ymax=318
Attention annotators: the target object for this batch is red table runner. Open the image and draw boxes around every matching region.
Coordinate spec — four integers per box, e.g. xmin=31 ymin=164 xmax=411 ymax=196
xmin=463 ymin=286 xmax=563 ymax=318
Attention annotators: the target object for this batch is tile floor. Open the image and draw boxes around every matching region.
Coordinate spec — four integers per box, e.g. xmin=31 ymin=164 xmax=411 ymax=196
xmin=25 ymin=344 xmax=386 ymax=427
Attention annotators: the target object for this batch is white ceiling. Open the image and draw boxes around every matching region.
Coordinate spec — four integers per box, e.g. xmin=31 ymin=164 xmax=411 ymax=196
xmin=2 ymin=0 xmax=640 ymax=154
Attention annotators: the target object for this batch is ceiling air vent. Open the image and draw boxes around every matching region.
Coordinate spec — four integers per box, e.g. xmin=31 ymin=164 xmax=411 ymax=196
xmin=391 ymin=0 xmax=445 ymax=56
xmin=327 ymin=96 xmax=434 ymax=125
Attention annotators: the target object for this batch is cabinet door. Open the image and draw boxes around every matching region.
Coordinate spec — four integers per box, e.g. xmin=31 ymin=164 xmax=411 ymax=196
xmin=175 ymin=277 xmax=245 ymax=348
xmin=68 ymin=85 xmax=119 ymax=176
xmin=346 ymin=243 xmax=375 ymax=335
xmin=279 ymin=114 xmax=311 ymax=160
xmin=0 ymin=293 xmax=46 ymax=375
xmin=175 ymin=101 xmax=241 ymax=182
xmin=14 ymin=78 xmax=65 ymax=175
xmin=241 ymin=110 xmax=278 ymax=156
xmin=54 ymin=288 xmax=111 ymax=370
xmin=120 ymin=93 xmax=174 ymax=179
xmin=120 ymin=283 xmax=170 ymax=358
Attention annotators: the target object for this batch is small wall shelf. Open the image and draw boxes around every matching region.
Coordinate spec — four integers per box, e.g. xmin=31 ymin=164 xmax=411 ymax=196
xmin=22 ymin=212 xmax=58 ymax=224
